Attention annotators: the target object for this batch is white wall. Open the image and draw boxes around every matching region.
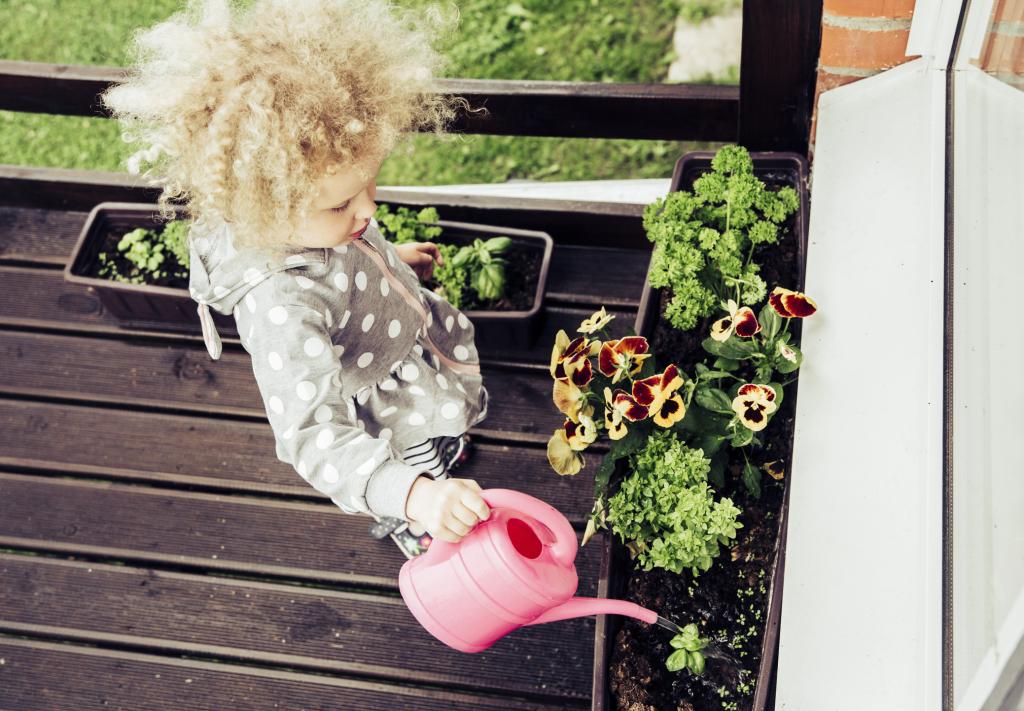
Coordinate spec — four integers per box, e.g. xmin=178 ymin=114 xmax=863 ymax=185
xmin=775 ymin=57 xmax=945 ymax=709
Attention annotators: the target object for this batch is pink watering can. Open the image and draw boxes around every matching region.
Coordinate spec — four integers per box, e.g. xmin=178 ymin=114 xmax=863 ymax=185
xmin=398 ymin=488 xmax=688 ymax=653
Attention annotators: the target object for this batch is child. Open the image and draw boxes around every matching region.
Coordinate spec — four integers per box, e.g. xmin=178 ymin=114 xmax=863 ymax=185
xmin=100 ymin=0 xmax=491 ymax=558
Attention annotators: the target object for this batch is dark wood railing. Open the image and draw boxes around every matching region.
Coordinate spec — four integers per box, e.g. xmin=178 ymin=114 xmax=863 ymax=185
xmin=0 ymin=1 xmax=821 ymax=150
xmin=0 ymin=61 xmax=738 ymax=142
xmin=0 ymin=0 xmax=821 ymax=238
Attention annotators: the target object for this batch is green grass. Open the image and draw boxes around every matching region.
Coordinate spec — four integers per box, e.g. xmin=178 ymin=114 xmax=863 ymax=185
xmin=0 ymin=0 xmax=732 ymax=185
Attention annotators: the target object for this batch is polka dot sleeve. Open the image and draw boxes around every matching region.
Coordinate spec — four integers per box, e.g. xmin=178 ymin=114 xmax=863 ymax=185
xmin=235 ymin=295 xmax=425 ymax=521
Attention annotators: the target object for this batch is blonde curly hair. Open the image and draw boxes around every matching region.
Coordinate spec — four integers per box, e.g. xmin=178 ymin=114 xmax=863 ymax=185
xmin=101 ymin=0 xmax=472 ymax=252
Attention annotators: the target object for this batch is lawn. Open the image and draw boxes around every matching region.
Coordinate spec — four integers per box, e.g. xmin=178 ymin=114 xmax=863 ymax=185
xmin=0 ymin=0 xmax=732 ymax=185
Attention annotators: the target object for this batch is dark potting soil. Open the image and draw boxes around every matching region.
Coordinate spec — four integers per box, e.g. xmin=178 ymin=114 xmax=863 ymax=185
xmin=88 ymin=227 xmax=190 ymax=288
xmin=432 ymin=241 xmax=543 ymax=313
xmin=609 ymin=409 xmax=793 ymax=711
xmin=609 ymin=168 xmax=803 ymax=711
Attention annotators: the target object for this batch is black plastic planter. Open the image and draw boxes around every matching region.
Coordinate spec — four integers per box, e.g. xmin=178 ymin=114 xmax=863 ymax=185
xmin=591 ymin=151 xmax=810 ymax=711
xmin=64 ymin=202 xmax=553 ymax=351
xmin=417 ymin=219 xmax=553 ymax=352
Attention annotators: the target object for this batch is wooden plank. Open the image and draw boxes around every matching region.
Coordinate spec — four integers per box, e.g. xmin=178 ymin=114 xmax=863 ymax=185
xmin=0 ymin=329 xmax=566 ymax=443
xmin=0 ymin=554 xmax=596 ymax=701
xmin=0 ymin=266 xmax=635 ymax=364
xmin=0 ymin=637 xmax=569 ymax=710
xmin=0 ymin=205 xmax=649 ymax=307
xmin=738 ymin=0 xmax=823 ymax=153
xmin=0 ymin=398 xmax=596 ymax=523
xmin=0 ymin=169 xmax=649 ymax=247
xmin=0 ymin=59 xmax=738 ymax=141
xmin=0 ymin=472 xmax=604 ymax=592
xmin=545 ymin=244 xmax=650 ymax=309
xmin=0 ymin=205 xmax=83 ymax=267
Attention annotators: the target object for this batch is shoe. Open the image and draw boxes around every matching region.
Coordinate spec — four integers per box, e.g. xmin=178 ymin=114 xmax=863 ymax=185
xmin=390 ymin=525 xmax=434 ymax=559
xmin=368 ymin=514 xmax=433 ymax=559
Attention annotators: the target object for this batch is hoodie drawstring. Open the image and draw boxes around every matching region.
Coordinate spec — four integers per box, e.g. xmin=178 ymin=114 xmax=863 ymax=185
xmin=197 ymin=301 xmax=223 ymax=360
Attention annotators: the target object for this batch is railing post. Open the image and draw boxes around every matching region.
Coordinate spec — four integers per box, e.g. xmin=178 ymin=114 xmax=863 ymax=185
xmin=739 ymin=0 xmax=824 ymax=155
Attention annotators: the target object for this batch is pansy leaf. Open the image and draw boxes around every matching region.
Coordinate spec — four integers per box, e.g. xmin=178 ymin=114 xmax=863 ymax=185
xmin=775 ymin=344 xmax=803 ymax=374
xmin=611 ymin=423 xmax=647 ymax=457
xmin=696 ymin=433 xmax=726 ymax=458
xmin=742 ymin=461 xmax=762 ymax=498
xmin=731 ymin=426 xmax=755 ymax=448
xmin=679 ymin=402 xmax=730 ymax=438
xmin=689 ymin=651 xmax=706 ymax=675
xmin=594 ymin=453 xmax=617 ymax=494
xmin=695 ymin=386 xmax=734 ymax=415
xmin=707 ymin=449 xmax=728 ymax=489
xmin=759 ymin=303 xmax=782 ymax=340
xmin=713 ymin=356 xmax=741 ymax=371
xmin=702 ymin=336 xmax=758 ymax=360
xmin=694 ymin=362 xmax=710 ymax=376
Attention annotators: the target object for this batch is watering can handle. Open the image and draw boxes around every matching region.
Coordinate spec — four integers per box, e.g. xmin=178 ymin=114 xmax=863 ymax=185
xmin=479 ymin=488 xmax=578 ymax=567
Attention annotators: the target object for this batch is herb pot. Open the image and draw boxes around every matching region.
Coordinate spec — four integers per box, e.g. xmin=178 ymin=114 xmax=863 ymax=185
xmin=64 ymin=203 xmax=553 ymax=350
xmin=418 ymin=220 xmax=553 ymax=352
xmin=63 ymin=202 xmax=219 ymax=332
xmin=591 ymin=151 xmax=809 ymax=711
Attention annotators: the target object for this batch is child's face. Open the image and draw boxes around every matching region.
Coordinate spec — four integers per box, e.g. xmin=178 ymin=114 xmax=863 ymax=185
xmin=288 ymin=153 xmax=384 ymax=249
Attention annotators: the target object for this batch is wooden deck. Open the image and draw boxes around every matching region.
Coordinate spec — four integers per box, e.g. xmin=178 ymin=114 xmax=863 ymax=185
xmin=0 ymin=197 xmax=651 ymax=709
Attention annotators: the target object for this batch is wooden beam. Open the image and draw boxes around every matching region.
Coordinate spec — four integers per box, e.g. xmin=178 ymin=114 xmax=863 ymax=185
xmin=738 ymin=0 xmax=823 ymax=154
xmin=0 ymin=59 xmax=738 ymax=141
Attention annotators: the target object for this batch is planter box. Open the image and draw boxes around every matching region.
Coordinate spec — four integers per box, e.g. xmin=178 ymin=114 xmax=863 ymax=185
xmin=591 ymin=151 xmax=809 ymax=711
xmin=63 ymin=202 xmax=553 ymax=350
xmin=420 ymin=219 xmax=553 ymax=352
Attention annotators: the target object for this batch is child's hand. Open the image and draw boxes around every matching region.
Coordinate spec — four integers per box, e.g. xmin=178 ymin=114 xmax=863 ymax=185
xmin=404 ymin=476 xmax=491 ymax=543
xmin=395 ymin=242 xmax=443 ymax=282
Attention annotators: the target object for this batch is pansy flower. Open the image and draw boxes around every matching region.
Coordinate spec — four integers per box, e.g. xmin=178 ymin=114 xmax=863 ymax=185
xmin=731 ymin=383 xmax=778 ymax=431
xmin=710 ymin=298 xmax=761 ymax=342
xmin=546 ymin=415 xmax=598 ymax=476
xmin=567 ymin=413 xmax=598 ymax=449
xmin=768 ymin=287 xmax=818 ymax=318
xmin=578 ymin=306 xmax=615 ymax=334
xmin=603 ymin=386 xmax=650 ymax=440
xmin=597 ymin=336 xmax=652 ymax=384
xmin=550 ymin=329 xmax=600 ymax=387
xmin=778 ymin=341 xmax=798 ymax=363
xmin=762 ymin=460 xmax=785 ymax=480
xmin=553 ymin=378 xmax=595 ymax=424
xmin=631 ymin=363 xmax=687 ymax=427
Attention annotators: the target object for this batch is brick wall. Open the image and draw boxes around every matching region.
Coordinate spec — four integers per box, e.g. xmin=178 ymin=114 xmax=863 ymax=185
xmin=809 ymin=0 xmax=920 ymax=157
xmin=972 ymin=0 xmax=1024 ymax=86
xmin=809 ymin=0 xmax=1024 ymax=157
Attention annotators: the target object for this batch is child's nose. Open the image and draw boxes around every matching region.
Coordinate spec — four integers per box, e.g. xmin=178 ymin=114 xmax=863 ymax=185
xmin=355 ymin=192 xmax=376 ymax=221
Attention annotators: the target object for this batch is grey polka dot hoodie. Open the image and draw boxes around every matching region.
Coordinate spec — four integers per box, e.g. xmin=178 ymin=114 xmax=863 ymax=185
xmin=187 ymin=216 xmax=490 ymax=521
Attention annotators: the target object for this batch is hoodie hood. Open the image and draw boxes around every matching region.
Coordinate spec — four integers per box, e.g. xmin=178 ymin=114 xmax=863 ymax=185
xmin=187 ymin=218 xmax=328 ymax=360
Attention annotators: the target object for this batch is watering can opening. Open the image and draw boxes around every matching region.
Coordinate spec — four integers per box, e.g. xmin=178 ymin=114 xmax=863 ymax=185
xmin=506 ymin=517 xmax=543 ymax=559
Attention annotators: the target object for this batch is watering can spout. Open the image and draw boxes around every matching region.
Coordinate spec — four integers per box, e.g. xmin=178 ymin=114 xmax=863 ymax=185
xmin=524 ymin=596 xmax=659 ymax=627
